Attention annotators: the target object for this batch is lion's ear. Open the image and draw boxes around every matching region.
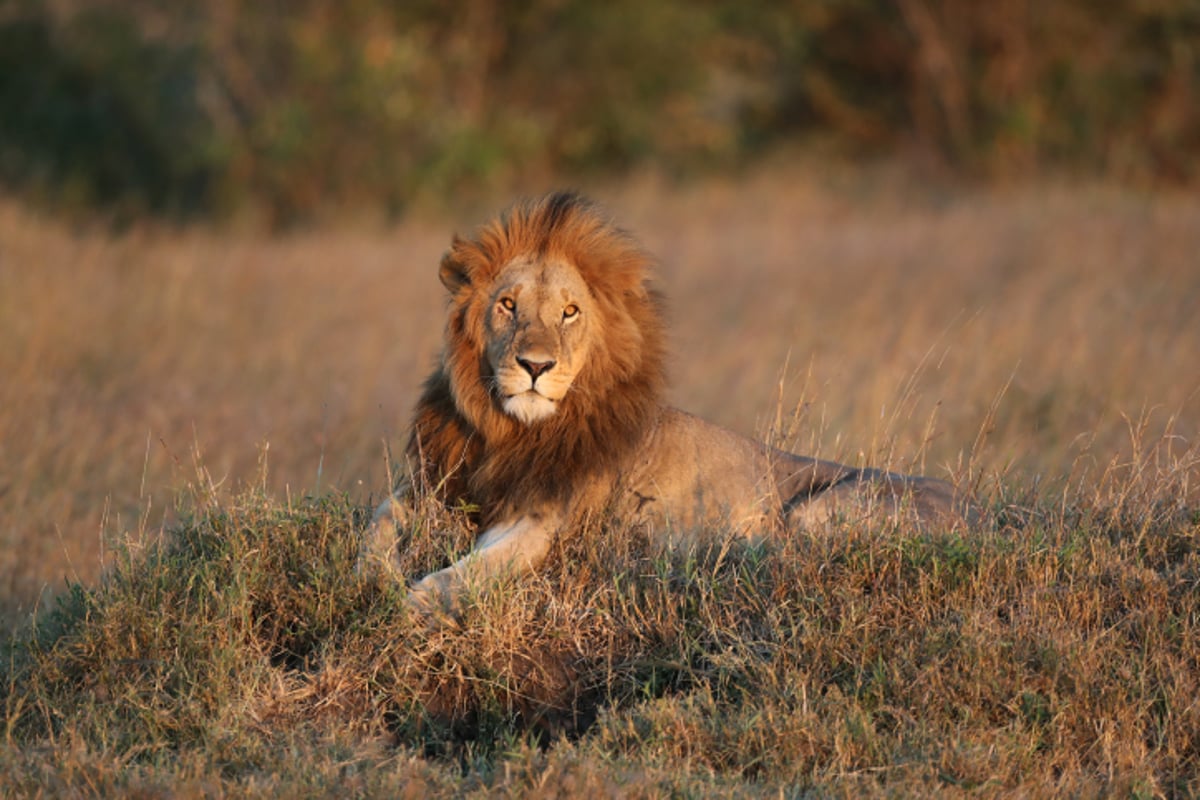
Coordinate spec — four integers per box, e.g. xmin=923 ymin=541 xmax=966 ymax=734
xmin=438 ymin=249 xmax=471 ymax=293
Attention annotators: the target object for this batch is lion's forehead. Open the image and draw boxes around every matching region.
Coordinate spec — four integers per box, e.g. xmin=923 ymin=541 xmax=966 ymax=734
xmin=489 ymin=258 xmax=590 ymax=308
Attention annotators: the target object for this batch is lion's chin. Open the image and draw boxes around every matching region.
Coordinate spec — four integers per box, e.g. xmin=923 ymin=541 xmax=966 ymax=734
xmin=502 ymin=392 xmax=558 ymax=425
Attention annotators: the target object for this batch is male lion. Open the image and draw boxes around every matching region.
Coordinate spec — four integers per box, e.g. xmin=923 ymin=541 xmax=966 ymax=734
xmin=361 ymin=192 xmax=971 ymax=615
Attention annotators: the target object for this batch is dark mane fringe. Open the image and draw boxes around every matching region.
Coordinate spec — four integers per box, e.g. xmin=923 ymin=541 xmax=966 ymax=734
xmin=407 ymin=192 xmax=667 ymax=525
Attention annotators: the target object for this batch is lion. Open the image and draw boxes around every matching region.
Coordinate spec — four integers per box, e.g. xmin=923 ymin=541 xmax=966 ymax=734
xmin=360 ymin=191 xmax=973 ymax=616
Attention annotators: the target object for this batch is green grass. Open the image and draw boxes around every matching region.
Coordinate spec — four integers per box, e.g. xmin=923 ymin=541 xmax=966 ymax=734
xmin=4 ymin=462 xmax=1197 ymax=795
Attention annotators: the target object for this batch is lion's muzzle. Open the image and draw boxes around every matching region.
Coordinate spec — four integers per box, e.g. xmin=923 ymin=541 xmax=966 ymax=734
xmin=516 ymin=356 xmax=556 ymax=380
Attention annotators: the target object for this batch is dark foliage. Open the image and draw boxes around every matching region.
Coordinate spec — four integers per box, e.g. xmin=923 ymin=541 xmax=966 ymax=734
xmin=1 ymin=1 xmax=1196 ymax=222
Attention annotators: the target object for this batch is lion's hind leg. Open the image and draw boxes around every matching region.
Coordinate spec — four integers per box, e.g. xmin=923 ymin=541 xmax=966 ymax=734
xmin=784 ymin=473 xmax=968 ymax=531
xmin=784 ymin=478 xmax=875 ymax=530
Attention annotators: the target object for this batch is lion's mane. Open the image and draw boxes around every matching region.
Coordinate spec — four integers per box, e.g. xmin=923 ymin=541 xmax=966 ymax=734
xmin=407 ymin=192 xmax=667 ymax=525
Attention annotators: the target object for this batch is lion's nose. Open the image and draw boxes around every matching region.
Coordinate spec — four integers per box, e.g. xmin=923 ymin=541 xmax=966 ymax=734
xmin=516 ymin=356 xmax=556 ymax=380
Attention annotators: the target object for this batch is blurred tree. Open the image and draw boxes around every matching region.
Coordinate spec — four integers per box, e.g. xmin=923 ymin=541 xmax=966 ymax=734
xmin=0 ymin=4 xmax=221 ymax=217
xmin=0 ymin=0 xmax=1195 ymax=222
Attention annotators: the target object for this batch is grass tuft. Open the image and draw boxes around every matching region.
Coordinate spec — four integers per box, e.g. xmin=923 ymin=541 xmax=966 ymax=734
xmin=4 ymin=455 xmax=1198 ymax=795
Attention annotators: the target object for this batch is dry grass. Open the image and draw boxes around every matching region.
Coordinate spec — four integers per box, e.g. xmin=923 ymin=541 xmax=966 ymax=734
xmin=4 ymin=470 xmax=1198 ymax=795
xmin=2 ymin=164 xmax=1199 ymax=794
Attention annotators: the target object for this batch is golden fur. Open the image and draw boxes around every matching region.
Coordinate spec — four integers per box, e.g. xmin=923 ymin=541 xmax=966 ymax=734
xmin=360 ymin=192 xmax=972 ymax=617
xmin=415 ymin=192 xmax=666 ymax=525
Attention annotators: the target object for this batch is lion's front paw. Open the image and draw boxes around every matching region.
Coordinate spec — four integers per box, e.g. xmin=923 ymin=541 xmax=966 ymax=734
xmin=405 ymin=570 xmax=463 ymax=627
xmin=355 ymin=495 xmax=411 ymax=580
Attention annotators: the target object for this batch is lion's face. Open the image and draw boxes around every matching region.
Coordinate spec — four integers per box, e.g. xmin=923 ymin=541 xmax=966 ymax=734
xmin=483 ymin=257 xmax=594 ymax=424
xmin=435 ymin=192 xmax=664 ymax=448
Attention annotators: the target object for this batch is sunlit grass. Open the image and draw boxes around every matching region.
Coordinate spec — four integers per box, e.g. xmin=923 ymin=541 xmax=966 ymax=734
xmin=1 ymin=166 xmax=1199 ymax=793
xmin=4 ymin=436 xmax=1197 ymax=794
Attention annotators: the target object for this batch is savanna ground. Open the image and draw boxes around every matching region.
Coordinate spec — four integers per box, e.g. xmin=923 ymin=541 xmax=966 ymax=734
xmin=2 ymin=164 xmax=1199 ymax=796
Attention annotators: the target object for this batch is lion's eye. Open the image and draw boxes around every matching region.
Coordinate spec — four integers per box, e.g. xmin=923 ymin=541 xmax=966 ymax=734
xmin=499 ymin=297 xmax=516 ymax=312
xmin=563 ymin=304 xmax=579 ymax=320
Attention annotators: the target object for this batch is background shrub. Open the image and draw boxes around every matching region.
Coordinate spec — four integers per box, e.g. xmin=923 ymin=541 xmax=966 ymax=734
xmin=2 ymin=0 xmax=1196 ymax=222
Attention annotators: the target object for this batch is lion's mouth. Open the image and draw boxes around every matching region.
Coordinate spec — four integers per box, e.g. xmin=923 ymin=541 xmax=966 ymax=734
xmin=502 ymin=390 xmax=558 ymax=424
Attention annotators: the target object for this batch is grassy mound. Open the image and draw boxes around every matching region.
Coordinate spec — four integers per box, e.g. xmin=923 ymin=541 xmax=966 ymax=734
xmin=3 ymin=478 xmax=1198 ymax=796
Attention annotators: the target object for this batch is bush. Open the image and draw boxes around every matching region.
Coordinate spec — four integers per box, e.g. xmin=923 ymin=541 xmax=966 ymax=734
xmin=0 ymin=7 xmax=221 ymax=218
xmin=1 ymin=1 xmax=1197 ymax=222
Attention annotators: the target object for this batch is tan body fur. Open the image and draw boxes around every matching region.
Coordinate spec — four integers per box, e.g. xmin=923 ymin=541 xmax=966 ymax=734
xmin=620 ymin=407 xmax=961 ymax=534
xmin=359 ymin=192 xmax=970 ymax=616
